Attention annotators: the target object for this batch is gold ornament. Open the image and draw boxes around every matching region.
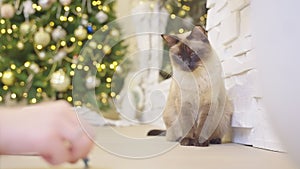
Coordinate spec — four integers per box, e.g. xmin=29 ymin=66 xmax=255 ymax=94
xmin=74 ymin=26 xmax=87 ymax=41
xmin=45 ymin=25 xmax=53 ymax=33
xmin=103 ymin=45 xmax=111 ymax=55
xmin=20 ymin=21 xmax=32 ymax=35
xmin=34 ymin=27 xmax=51 ymax=48
xmin=0 ymin=4 xmax=15 ymax=19
xmin=178 ymin=10 xmax=186 ymax=17
xmin=59 ymin=0 xmax=72 ymax=6
xmin=1 ymin=70 xmax=15 ymax=86
xmin=50 ymin=69 xmax=71 ymax=92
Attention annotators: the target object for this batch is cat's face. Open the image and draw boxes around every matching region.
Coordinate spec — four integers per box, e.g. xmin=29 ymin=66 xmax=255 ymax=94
xmin=162 ymin=26 xmax=211 ymax=72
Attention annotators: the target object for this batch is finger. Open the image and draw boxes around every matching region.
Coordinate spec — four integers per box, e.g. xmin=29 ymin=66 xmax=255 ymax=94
xmin=69 ymin=133 xmax=94 ymax=163
xmin=41 ymin=137 xmax=73 ymax=165
xmin=60 ymin=122 xmax=94 ymax=163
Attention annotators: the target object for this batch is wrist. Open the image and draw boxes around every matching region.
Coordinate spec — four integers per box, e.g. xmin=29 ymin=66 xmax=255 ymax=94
xmin=0 ymin=107 xmax=18 ymax=154
xmin=0 ymin=106 xmax=36 ymax=155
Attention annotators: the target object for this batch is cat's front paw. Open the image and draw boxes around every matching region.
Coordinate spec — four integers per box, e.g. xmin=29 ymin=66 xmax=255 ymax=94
xmin=195 ymin=140 xmax=210 ymax=147
xmin=180 ymin=138 xmax=198 ymax=146
xmin=210 ymin=138 xmax=222 ymax=144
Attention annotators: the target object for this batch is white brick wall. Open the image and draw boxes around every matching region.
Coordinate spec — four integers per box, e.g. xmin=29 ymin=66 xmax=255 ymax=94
xmin=219 ymin=12 xmax=240 ymax=45
xmin=207 ymin=0 xmax=284 ymax=151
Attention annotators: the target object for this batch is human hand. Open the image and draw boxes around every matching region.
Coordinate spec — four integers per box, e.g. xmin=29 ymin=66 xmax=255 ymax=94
xmin=0 ymin=100 xmax=95 ymax=165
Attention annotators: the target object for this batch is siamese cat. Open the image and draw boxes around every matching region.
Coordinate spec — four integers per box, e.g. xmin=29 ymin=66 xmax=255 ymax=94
xmin=148 ymin=26 xmax=232 ymax=147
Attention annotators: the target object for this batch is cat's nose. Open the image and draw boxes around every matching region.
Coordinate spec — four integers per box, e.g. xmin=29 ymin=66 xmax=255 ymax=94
xmin=184 ymin=60 xmax=190 ymax=66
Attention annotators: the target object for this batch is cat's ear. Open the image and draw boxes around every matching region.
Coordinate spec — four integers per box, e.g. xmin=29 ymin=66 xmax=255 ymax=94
xmin=188 ymin=26 xmax=208 ymax=42
xmin=161 ymin=34 xmax=179 ymax=47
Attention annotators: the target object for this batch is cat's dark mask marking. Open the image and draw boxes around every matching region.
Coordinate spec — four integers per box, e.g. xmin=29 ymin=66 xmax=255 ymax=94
xmin=162 ymin=26 xmax=209 ymax=71
xmin=173 ymin=43 xmax=201 ymax=71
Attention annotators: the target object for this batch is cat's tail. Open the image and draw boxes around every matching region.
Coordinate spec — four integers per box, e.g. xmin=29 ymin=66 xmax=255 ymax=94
xmin=147 ymin=129 xmax=166 ymax=136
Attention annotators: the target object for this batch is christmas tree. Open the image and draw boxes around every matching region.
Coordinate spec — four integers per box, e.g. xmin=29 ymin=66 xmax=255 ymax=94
xmin=0 ymin=0 xmax=127 ymax=111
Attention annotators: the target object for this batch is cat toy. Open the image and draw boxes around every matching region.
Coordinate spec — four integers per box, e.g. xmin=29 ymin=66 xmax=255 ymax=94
xmin=83 ymin=157 xmax=89 ymax=169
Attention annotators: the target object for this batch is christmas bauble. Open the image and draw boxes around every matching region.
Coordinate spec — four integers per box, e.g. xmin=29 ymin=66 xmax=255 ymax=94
xmin=17 ymin=41 xmax=24 ymax=50
xmin=38 ymin=0 xmax=56 ymax=9
xmin=50 ymin=69 xmax=71 ymax=92
xmin=23 ymin=0 xmax=35 ymax=17
xmin=53 ymin=49 xmax=67 ymax=62
xmin=74 ymin=26 xmax=87 ymax=41
xmin=103 ymin=45 xmax=111 ymax=55
xmin=1 ymin=70 xmax=15 ymax=86
xmin=29 ymin=63 xmax=40 ymax=73
xmin=51 ymin=26 xmax=67 ymax=42
xmin=96 ymin=11 xmax=108 ymax=24
xmin=45 ymin=25 xmax=53 ymax=33
xmin=59 ymin=0 xmax=72 ymax=6
xmin=0 ymin=4 xmax=15 ymax=19
xmin=20 ymin=22 xmax=32 ymax=35
xmin=38 ymin=51 xmax=46 ymax=60
xmin=34 ymin=28 xmax=51 ymax=47
xmin=87 ymin=25 xmax=93 ymax=34
xmin=81 ymin=19 xmax=88 ymax=26
xmin=81 ymin=14 xmax=89 ymax=26
xmin=85 ymin=76 xmax=100 ymax=89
